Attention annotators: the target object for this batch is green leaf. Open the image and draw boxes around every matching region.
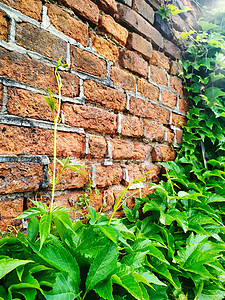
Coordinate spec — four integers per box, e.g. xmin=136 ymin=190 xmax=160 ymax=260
xmin=94 ymin=279 xmax=114 ymax=300
xmin=197 ymin=21 xmax=219 ymax=32
xmin=85 ymin=243 xmax=118 ymax=295
xmin=0 ymin=257 xmax=32 ymax=279
xmin=43 ymin=272 xmax=78 ymax=300
xmin=39 ymin=213 xmax=52 ymax=250
xmin=15 ymin=207 xmax=44 ymax=219
xmin=28 ymin=217 xmax=39 ymax=242
xmin=180 ymin=30 xmax=196 ymax=40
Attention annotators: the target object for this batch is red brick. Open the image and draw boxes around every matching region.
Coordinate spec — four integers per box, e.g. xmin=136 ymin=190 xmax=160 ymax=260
xmin=116 ymin=4 xmax=163 ymax=48
xmin=111 ymin=138 xmax=151 ymax=160
xmin=164 ymin=40 xmax=182 ymax=60
xmin=124 ymin=163 xmax=160 ymax=183
xmin=127 ymin=33 xmax=152 ymax=60
xmin=119 ymin=50 xmax=148 ymax=78
xmin=58 ymin=0 xmax=99 ymax=25
xmin=133 ymin=0 xmax=154 ymax=24
xmin=0 ymin=83 xmax=3 ymax=110
xmin=88 ymin=135 xmax=107 ymax=158
xmin=150 ymin=65 xmax=167 ymax=87
xmin=83 ymin=80 xmax=126 ymax=111
xmin=172 ymin=113 xmax=187 ymax=128
xmin=170 ymin=76 xmax=183 ymax=96
xmin=139 ymin=163 xmax=161 ymax=182
xmin=0 ymin=47 xmax=79 ymax=97
xmin=71 ymin=46 xmax=107 ymax=78
xmin=111 ymin=66 xmax=136 ymax=92
xmin=98 ymin=14 xmax=128 ymax=46
xmin=16 ymin=22 xmax=67 ymax=60
xmin=96 ymin=165 xmax=123 ymax=187
xmin=121 ymin=115 xmax=144 ymax=137
xmin=176 ymin=129 xmax=183 ymax=144
xmin=170 ymin=60 xmax=183 ymax=76
xmin=0 ymin=125 xmax=85 ymax=157
xmin=93 ymin=0 xmax=117 ymax=14
xmin=48 ymin=161 xmax=89 ymax=190
xmin=47 ymin=4 xmax=88 ymax=46
xmin=0 ymin=198 xmax=23 ymax=231
xmin=144 ymin=120 xmax=164 ymax=141
xmin=161 ymin=90 xmax=177 ymax=108
xmin=151 ymin=144 xmax=176 ymax=162
xmin=164 ymin=127 xmax=175 ymax=144
xmin=0 ymin=0 xmax=42 ymax=21
xmin=137 ymin=78 xmax=159 ymax=101
xmin=0 ymin=162 xmax=44 ymax=194
xmin=129 ymin=96 xmax=170 ymax=124
xmin=62 ymin=103 xmax=117 ymax=134
xmin=179 ymin=98 xmax=189 ymax=114
xmin=0 ymin=10 xmax=8 ymax=42
xmin=7 ymin=88 xmax=53 ymax=121
xmin=150 ymin=50 xmax=170 ymax=73
xmin=90 ymin=33 xmax=118 ymax=64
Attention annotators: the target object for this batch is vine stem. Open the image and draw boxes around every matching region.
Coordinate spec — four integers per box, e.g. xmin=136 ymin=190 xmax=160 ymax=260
xmin=49 ymin=67 xmax=62 ymax=213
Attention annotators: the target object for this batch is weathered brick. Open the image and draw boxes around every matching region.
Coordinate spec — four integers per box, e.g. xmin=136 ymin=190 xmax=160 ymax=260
xmin=179 ymin=98 xmax=189 ymax=114
xmin=164 ymin=40 xmax=182 ymax=60
xmin=161 ymin=90 xmax=177 ymax=108
xmin=164 ymin=127 xmax=175 ymax=144
xmin=121 ymin=115 xmax=144 ymax=137
xmin=172 ymin=113 xmax=187 ymax=128
xmin=58 ymin=0 xmax=99 ymax=25
xmin=139 ymin=163 xmax=161 ymax=182
xmin=0 ymin=198 xmax=23 ymax=231
xmin=0 ymin=47 xmax=79 ymax=97
xmin=170 ymin=60 xmax=183 ymax=77
xmin=119 ymin=50 xmax=148 ymax=78
xmin=83 ymin=80 xmax=126 ymax=111
xmin=71 ymin=46 xmax=107 ymax=78
xmin=96 ymin=165 xmax=123 ymax=187
xmin=150 ymin=50 xmax=170 ymax=73
xmin=0 ymin=10 xmax=8 ymax=42
xmin=48 ymin=161 xmax=89 ymax=190
xmin=47 ymin=4 xmax=89 ymax=46
xmin=137 ymin=78 xmax=159 ymax=101
xmin=16 ymin=22 xmax=67 ymax=60
xmin=176 ymin=129 xmax=183 ymax=144
xmin=151 ymin=144 xmax=176 ymax=162
xmin=88 ymin=135 xmax=107 ymax=158
xmin=7 ymin=88 xmax=53 ymax=121
xmin=0 ymin=0 xmax=42 ymax=21
xmin=146 ymin=0 xmax=162 ymax=10
xmin=129 ymin=96 xmax=170 ymax=124
xmin=0 ymin=83 xmax=3 ymax=110
xmin=62 ymin=103 xmax=117 ymax=134
xmin=98 ymin=14 xmax=128 ymax=46
xmin=0 ymin=162 xmax=44 ymax=194
xmin=116 ymin=4 xmax=163 ymax=47
xmin=93 ymin=0 xmax=117 ymax=14
xmin=133 ymin=0 xmax=154 ymax=24
xmin=127 ymin=33 xmax=153 ymax=60
xmin=111 ymin=66 xmax=136 ymax=92
xmin=90 ymin=33 xmax=119 ymax=64
xmin=0 ymin=125 xmax=85 ymax=157
xmin=144 ymin=120 xmax=164 ymax=141
xmin=124 ymin=163 xmax=160 ymax=183
xmin=150 ymin=65 xmax=168 ymax=87
xmin=111 ymin=138 xmax=151 ymax=160
xmin=170 ymin=76 xmax=183 ymax=95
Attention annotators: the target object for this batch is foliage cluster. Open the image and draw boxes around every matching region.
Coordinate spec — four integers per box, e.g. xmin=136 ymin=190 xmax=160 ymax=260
xmin=1 ymin=2 xmax=225 ymax=300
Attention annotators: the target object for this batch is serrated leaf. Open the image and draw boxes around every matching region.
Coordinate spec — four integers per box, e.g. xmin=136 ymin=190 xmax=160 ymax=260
xmin=39 ymin=213 xmax=52 ymax=250
xmin=15 ymin=207 xmax=44 ymax=219
xmin=0 ymin=257 xmax=32 ymax=279
xmin=28 ymin=217 xmax=39 ymax=242
xmin=94 ymin=279 xmax=114 ymax=300
xmin=85 ymin=243 xmax=118 ymax=295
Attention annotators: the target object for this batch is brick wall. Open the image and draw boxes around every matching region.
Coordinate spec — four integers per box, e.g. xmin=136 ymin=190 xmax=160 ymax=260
xmin=0 ymin=0 xmax=197 ymax=230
